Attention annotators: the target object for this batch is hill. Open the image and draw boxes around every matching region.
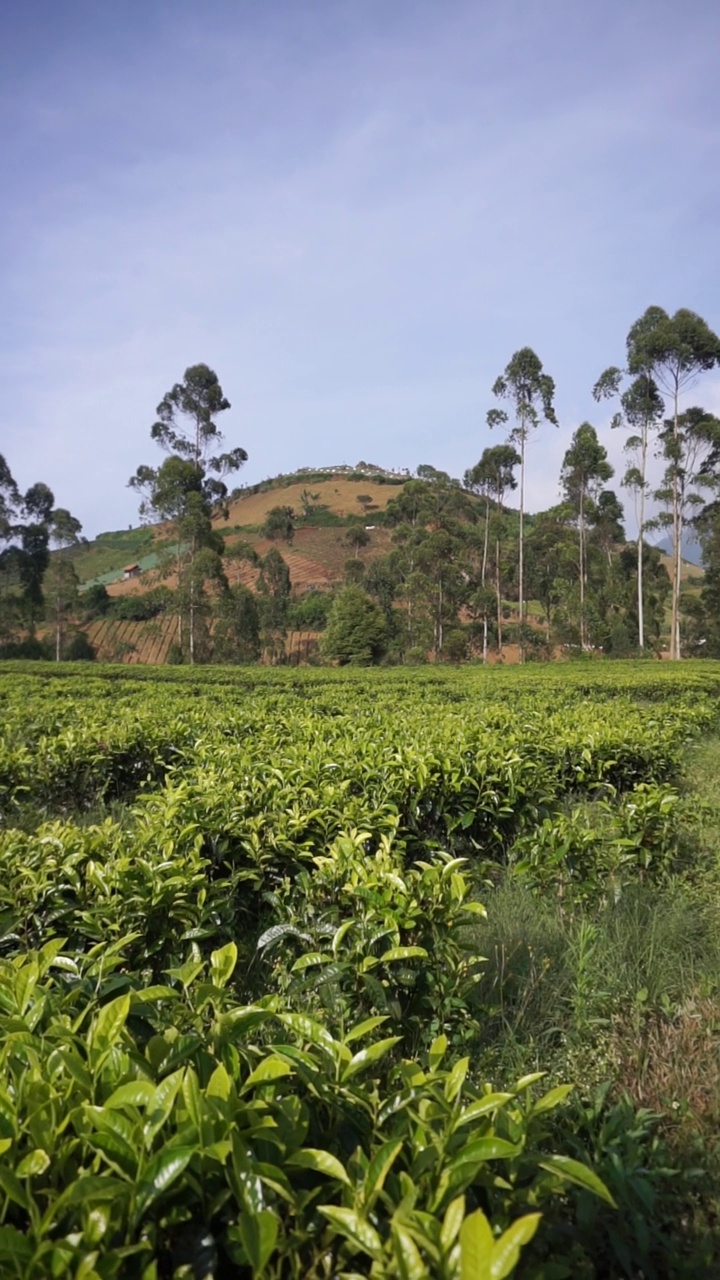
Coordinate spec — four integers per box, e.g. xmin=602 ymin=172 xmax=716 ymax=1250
xmin=74 ymin=469 xmax=407 ymax=593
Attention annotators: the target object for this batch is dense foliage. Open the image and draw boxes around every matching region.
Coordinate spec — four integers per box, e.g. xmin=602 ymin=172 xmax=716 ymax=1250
xmin=1 ymin=661 xmax=720 ymax=1275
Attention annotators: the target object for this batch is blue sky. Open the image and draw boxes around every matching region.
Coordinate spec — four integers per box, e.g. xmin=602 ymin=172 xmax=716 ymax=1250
xmin=2 ymin=0 xmax=720 ymax=537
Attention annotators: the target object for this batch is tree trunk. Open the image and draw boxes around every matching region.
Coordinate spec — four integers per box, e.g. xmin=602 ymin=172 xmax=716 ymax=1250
xmin=518 ymin=428 xmax=525 ymax=662
xmin=638 ymin=426 xmax=647 ymax=650
xmin=189 ymin=535 xmax=197 ymax=666
xmin=481 ymin=494 xmax=490 ymax=664
xmin=496 ymin=535 xmax=503 ymax=658
xmin=579 ymin=487 xmax=585 ymax=648
xmin=670 ymin=385 xmax=681 ymax=659
xmin=482 ymin=496 xmax=490 ymax=585
xmin=55 ymin=580 xmax=61 ymax=661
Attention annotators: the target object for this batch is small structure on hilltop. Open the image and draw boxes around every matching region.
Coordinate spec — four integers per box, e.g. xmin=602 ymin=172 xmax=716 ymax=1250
xmin=123 ymin=563 xmax=141 ymax=580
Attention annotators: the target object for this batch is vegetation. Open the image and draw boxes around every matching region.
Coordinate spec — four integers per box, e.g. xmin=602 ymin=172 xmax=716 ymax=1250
xmin=4 ymin=310 xmax=720 ymax=667
xmin=128 ymin=364 xmax=247 ymax=664
xmin=2 ymin=661 xmax=720 ymax=1273
xmin=320 ymin=585 xmax=388 ymax=664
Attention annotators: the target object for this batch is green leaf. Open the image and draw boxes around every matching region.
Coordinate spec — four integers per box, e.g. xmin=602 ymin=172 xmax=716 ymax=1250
xmin=444 ymin=1056 xmax=470 ymax=1102
xmin=243 ymin=1057 xmax=294 ymax=1091
xmin=290 ymin=951 xmax=332 ymax=973
xmin=453 ymin=1094 xmax=514 ymax=1129
xmin=344 ymin=1016 xmax=388 ymax=1044
xmin=440 ymin=1195 xmax=466 ymax=1251
xmin=392 ymin=1223 xmax=427 ymax=1280
xmin=52 ymin=1175 xmax=128 ymax=1212
xmin=210 ymin=942 xmax=237 ymax=989
xmin=182 ymin=1067 xmax=203 ymax=1128
xmin=531 ymin=1084 xmax=574 ymax=1116
xmin=236 ymin=1209 xmax=278 ymax=1273
xmin=134 ymin=1146 xmax=194 ymax=1221
xmin=256 ymin=923 xmax=312 ymax=952
xmin=104 ymin=1080 xmax=156 ymax=1109
xmin=16 ymin=1149 xmax=50 ymax=1177
xmin=319 ymin=1206 xmax=383 ymax=1258
xmin=460 ymin=1208 xmax=493 ymax=1280
xmin=84 ymin=1128 xmax=137 ymax=1180
xmin=363 ymin=1139 xmax=403 ymax=1206
xmin=217 ymin=1006 xmax=272 ymax=1042
xmin=287 ymin=1149 xmax=351 ymax=1185
xmin=448 ymin=1137 xmax=521 ymax=1171
xmin=539 ymin=1155 xmax=616 ymax=1206
xmin=0 ymin=1165 xmax=29 ymax=1209
xmin=206 ymin=1063 xmax=231 ymax=1101
xmin=429 ymin=1034 xmax=448 ymax=1069
xmin=0 ymin=1226 xmax=33 ymax=1264
xmin=514 ymin=1072 xmax=545 ymax=1092
xmin=145 ymin=1070 xmax=184 ymax=1142
xmin=380 ymin=946 xmax=429 ymax=962
xmin=277 ymin=1012 xmax=337 ymax=1053
xmin=91 ymin=994 xmax=130 ymax=1052
xmin=342 ymin=1036 xmax=401 ymax=1081
xmin=130 ymin=985 xmax=179 ymax=1004
xmin=489 ymin=1214 xmax=542 ymax=1279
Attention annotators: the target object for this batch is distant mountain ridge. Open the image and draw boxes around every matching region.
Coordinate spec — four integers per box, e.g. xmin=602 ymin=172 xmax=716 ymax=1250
xmin=651 ymin=531 xmax=703 ymax=568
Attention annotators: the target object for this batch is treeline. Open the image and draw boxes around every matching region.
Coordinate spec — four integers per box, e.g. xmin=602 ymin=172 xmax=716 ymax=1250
xmin=3 ymin=304 xmax=720 ymax=665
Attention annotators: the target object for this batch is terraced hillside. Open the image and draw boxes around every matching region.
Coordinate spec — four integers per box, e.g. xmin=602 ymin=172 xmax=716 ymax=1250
xmin=74 ymin=472 xmax=405 ymax=600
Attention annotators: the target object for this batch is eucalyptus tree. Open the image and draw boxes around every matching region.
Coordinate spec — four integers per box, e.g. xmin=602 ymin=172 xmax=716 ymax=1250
xmin=258 ymin=548 xmax=291 ymax=663
xmin=615 ymin=309 xmax=720 ymax=657
xmin=525 ymin=511 xmax=576 ymax=641
xmin=560 ymin=424 xmax=613 ymax=648
xmin=214 ymin=585 xmax=261 ymax=663
xmin=465 ymin=445 xmax=520 ymax=659
xmin=590 ymin=490 xmax=625 ymax=566
xmin=487 ymin=348 xmax=557 ymax=659
xmin=0 ymin=456 xmax=56 ymax=644
xmin=150 ymin=363 xmax=247 ymax=480
xmin=652 ymin=408 xmax=720 ymax=608
xmin=593 ymin=366 xmax=663 ymax=649
xmin=130 ymin=364 xmax=247 ymax=663
xmin=47 ymin=508 xmax=84 ymax=661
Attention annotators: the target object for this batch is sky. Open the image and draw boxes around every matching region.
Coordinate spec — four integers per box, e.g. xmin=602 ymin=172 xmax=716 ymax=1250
xmin=2 ymin=0 xmax=720 ymax=538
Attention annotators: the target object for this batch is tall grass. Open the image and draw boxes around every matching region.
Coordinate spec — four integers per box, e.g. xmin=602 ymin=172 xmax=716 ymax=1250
xmin=471 ymin=878 xmax=720 ymax=1093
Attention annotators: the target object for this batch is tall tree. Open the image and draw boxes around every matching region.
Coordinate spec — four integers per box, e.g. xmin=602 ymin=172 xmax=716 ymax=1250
xmin=151 ymin=363 xmax=246 ymax=480
xmin=214 ymin=585 xmax=261 ymax=663
xmin=465 ymin=445 xmax=519 ymax=659
xmin=47 ymin=509 xmax=84 ymax=661
xmin=652 ymin=407 xmax=720 ymax=614
xmin=593 ymin=367 xmax=664 ymax=650
xmin=487 ymin=348 xmax=557 ymax=660
xmin=321 ymin=587 xmax=387 ymax=666
xmin=258 ymin=548 xmax=291 ymax=663
xmin=0 ymin=456 xmax=56 ymax=645
xmin=560 ymin=424 xmax=613 ymax=648
xmin=130 ymin=364 xmax=246 ymax=664
xmin=620 ymin=308 xmax=720 ymax=657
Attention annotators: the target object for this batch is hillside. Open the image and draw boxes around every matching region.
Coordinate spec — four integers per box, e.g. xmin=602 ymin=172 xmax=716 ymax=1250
xmin=74 ymin=469 xmax=406 ymax=594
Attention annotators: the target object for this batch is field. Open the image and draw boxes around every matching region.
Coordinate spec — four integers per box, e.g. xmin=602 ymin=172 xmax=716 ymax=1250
xmin=2 ymin=661 xmax=720 ymax=1276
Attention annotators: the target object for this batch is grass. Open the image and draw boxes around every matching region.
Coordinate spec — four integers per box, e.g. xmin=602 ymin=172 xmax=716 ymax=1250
xmin=466 ymin=738 xmax=720 ymax=1273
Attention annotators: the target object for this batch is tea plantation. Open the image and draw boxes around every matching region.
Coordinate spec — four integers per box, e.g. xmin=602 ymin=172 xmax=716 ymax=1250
xmin=2 ymin=661 xmax=720 ymax=1277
